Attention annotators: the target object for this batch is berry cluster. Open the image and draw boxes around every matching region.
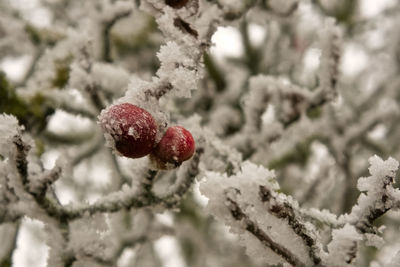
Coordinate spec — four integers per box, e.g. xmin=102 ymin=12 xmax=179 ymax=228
xmin=99 ymin=103 xmax=195 ymax=169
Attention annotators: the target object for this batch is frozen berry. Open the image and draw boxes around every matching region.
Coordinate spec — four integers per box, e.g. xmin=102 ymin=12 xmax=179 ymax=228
xmin=99 ymin=103 xmax=157 ymax=158
xmin=150 ymin=126 xmax=195 ymax=169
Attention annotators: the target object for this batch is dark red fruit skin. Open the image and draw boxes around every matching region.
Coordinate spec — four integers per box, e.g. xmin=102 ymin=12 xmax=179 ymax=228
xmin=150 ymin=126 xmax=195 ymax=169
xmin=99 ymin=103 xmax=157 ymax=158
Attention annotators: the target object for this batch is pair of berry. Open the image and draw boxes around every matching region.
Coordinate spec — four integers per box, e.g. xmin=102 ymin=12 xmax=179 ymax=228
xmin=99 ymin=103 xmax=195 ymax=169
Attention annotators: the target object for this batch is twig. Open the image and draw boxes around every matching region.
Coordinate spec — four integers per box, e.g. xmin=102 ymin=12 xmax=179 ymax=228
xmin=161 ymin=148 xmax=203 ymax=207
xmin=225 ymin=194 xmax=306 ymax=267
xmin=258 ymin=186 xmax=323 ymax=266
xmin=102 ymin=10 xmax=132 ymax=62
xmin=29 ymin=166 xmax=62 ymax=197
xmin=0 ymin=222 xmax=20 ymax=266
xmin=12 ymin=135 xmax=30 ymax=185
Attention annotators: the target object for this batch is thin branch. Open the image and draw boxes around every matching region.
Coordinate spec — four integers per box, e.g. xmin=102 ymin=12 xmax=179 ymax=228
xmin=258 ymin=186 xmax=323 ymax=266
xmin=0 ymin=222 xmax=20 ymax=266
xmin=144 ymin=82 xmax=173 ymax=101
xmin=162 ymin=148 xmax=203 ymax=203
xmin=225 ymin=195 xmax=306 ymax=267
xmin=350 ymin=174 xmax=397 ymax=234
xmin=29 ymin=166 xmax=62 ymax=197
xmin=102 ymin=10 xmax=132 ymax=62
xmin=12 ymin=135 xmax=30 ymax=185
xmin=15 ymin=47 xmax=45 ymax=88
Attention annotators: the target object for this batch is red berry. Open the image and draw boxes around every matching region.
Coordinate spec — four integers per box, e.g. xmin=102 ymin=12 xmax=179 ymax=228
xmin=99 ymin=103 xmax=157 ymax=158
xmin=150 ymin=126 xmax=195 ymax=169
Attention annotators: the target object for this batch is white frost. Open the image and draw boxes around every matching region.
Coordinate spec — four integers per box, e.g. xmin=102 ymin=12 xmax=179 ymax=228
xmin=0 ymin=114 xmax=21 ymax=156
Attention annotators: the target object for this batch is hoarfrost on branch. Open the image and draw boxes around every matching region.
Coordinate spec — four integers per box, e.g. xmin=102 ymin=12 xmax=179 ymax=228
xmin=1 ymin=0 xmax=400 ymax=266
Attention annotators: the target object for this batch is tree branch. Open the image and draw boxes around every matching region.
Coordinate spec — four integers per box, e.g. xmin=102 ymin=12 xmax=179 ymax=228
xmin=225 ymin=194 xmax=306 ymax=267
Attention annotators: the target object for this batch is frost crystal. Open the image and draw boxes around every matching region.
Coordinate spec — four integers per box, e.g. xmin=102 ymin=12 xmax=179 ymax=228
xmin=200 ymin=162 xmax=315 ymax=266
xmin=324 ymin=224 xmax=362 ymax=267
xmin=344 ymin=156 xmax=400 ymax=227
xmin=0 ymin=114 xmax=21 ymax=156
xmin=3 ymin=0 xmax=400 ymax=266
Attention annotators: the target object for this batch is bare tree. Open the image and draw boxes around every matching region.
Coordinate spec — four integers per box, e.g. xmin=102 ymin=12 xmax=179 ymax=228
xmin=1 ymin=0 xmax=400 ymax=266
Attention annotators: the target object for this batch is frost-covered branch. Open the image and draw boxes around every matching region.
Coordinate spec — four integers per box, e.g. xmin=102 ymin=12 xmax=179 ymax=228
xmin=342 ymin=156 xmax=400 ymax=234
xmin=2 ymin=0 xmax=400 ymax=266
xmin=200 ymin=162 xmax=318 ymax=266
xmin=225 ymin=193 xmax=305 ymax=267
xmin=200 ymin=154 xmax=400 ymax=266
